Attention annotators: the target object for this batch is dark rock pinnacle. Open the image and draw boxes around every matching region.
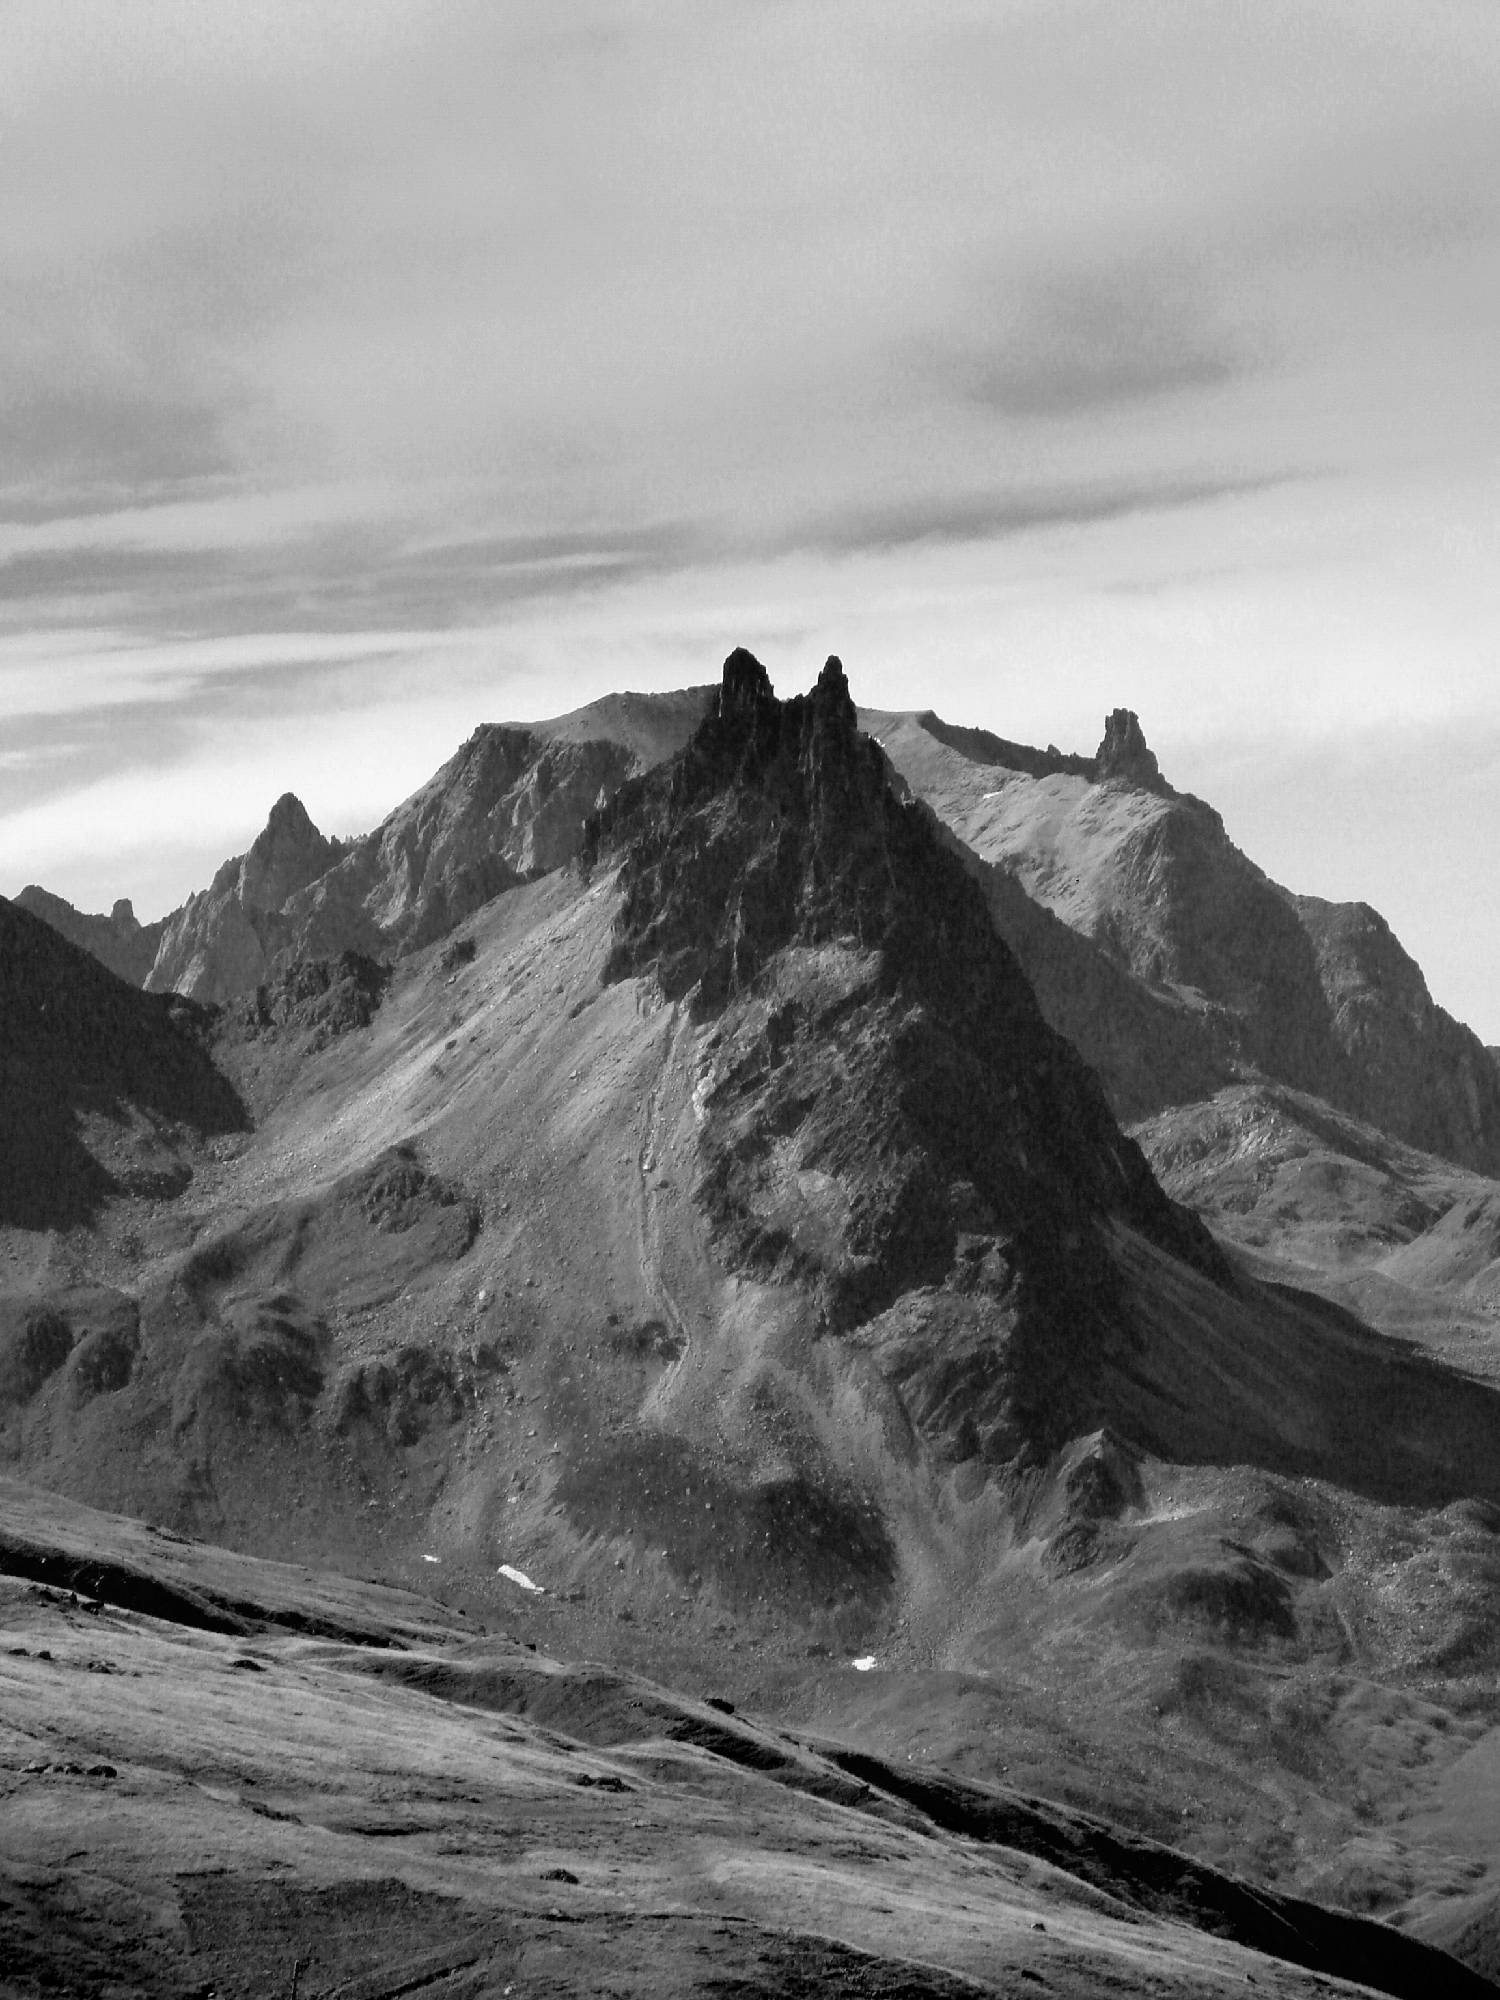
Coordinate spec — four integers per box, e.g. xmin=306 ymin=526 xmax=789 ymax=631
xmin=1094 ymin=709 xmax=1165 ymax=791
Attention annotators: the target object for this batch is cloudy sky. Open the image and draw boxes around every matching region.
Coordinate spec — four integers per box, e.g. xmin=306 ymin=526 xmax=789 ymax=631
xmin=4 ymin=2 xmax=1499 ymax=1035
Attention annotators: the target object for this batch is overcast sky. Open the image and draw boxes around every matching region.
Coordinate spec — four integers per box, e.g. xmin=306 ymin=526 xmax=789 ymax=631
xmin=4 ymin=2 xmax=1499 ymax=1035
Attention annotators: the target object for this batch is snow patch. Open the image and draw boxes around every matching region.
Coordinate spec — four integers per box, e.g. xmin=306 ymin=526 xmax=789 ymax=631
xmin=498 ymin=1563 xmax=545 ymax=1593
xmin=851 ymin=1656 xmax=877 ymax=1672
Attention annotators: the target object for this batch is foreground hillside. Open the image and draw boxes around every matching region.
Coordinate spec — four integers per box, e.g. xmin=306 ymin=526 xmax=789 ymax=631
xmin=2 ymin=1477 xmax=1490 ymax=1999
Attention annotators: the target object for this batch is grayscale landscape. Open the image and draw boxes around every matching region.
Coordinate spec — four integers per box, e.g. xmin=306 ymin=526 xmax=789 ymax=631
xmin=7 ymin=654 xmax=1500 ymax=1995
xmin=6 ymin=7 xmax=1500 ymax=1996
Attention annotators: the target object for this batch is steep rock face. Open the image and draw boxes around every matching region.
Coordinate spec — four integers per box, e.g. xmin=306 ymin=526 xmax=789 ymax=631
xmin=288 ymin=727 xmax=638 ymax=960
xmin=1293 ymin=895 xmax=1500 ymax=1171
xmin=932 ymin=827 xmax=1234 ymax=1121
xmin=873 ymin=708 xmax=1500 ymax=1174
xmin=13 ymin=887 xmax=165 ymax=987
xmin=0 ymin=897 xmax=245 ymax=1229
xmin=591 ymin=651 xmax=1223 ymax=1460
xmin=145 ymin=794 xmax=343 ymax=1003
xmin=236 ymin=791 xmax=342 ymax=914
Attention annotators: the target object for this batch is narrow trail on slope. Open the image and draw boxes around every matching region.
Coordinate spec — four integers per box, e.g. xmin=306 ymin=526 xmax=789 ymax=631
xmin=637 ymin=1003 xmax=697 ymax=1419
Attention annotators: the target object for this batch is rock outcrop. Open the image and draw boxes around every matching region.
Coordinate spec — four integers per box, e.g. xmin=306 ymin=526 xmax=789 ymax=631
xmin=1293 ymin=894 xmax=1500 ymax=1169
xmin=144 ymin=794 xmax=343 ymax=1003
xmin=1094 ymin=707 xmax=1165 ymax=789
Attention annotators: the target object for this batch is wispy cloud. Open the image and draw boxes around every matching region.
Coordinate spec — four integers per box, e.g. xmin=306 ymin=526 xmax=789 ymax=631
xmin=2 ymin=2 xmax=1499 ymax=1029
xmin=936 ymin=260 xmax=1255 ymax=417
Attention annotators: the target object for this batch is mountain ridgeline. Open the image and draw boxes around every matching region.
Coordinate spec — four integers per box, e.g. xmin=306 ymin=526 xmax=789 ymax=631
xmin=20 ymin=693 xmax=712 ymax=1010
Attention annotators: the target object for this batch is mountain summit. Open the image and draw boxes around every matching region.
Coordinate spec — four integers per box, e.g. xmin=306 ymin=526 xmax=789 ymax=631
xmin=144 ymin=793 xmax=343 ymax=1001
xmin=588 ymin=650 xmax=1221 ymax=1455
xmin=1094 ymin=706 xmax=1165 ymax=789
xmin=236 ymin=791 xmax=339 ymax=914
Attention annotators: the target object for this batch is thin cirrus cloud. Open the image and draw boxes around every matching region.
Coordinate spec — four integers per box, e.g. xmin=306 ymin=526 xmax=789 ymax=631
xmin=2 ymin=2 xmax=1499 ymax=1027
xmin=936 ymin=260 xmax=1254 ymax=419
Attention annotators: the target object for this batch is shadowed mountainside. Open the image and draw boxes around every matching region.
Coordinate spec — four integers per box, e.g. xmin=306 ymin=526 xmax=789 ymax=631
xmin=588 ymin=651 xmax=1224 ymax=1454
xmin=0 ymin=898 xmax=245 ymax=1230
xmin=12 ymin=887 xmax=165 ymax=987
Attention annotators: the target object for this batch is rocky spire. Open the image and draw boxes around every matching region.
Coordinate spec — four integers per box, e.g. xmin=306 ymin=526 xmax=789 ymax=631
xmin=238 ymin=793 xmax=341 ymax=913
xmin=1093 ymin=710 xmax=1165 ymax=790
xmin=719 ymin=646 xmax=777 ymax=722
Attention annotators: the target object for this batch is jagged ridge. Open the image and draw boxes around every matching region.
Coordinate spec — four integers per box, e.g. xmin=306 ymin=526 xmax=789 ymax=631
xmin=589 ymin=651 xmax=1223 ymax=1451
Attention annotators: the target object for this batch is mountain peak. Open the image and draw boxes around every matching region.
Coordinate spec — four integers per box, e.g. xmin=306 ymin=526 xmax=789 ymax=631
xmin=720 ymin=646 xmax=777 ymax=720
xmin=1094 ymin=708 xmax=1165 ymax=789
xmin=238 ymin=792 xmax=340 ymax=914
xmin=593 ymin=649 xmax=1219 ymax=1396
xmin=262 ymin=791 xmax=320 ymax=836
xmin=813 ymin=651 xmax=854 ymax=718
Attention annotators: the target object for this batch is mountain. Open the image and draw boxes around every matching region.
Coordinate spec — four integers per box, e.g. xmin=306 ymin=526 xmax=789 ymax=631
xmin=12 ymin=885 xmax=166 ymax=986
xmin=0 ymin=896 xmax=245 ymax=1231
xmin=144 ymin=792 xmax=344 ymax=1002
xmin=1134 ymin=1080 xmax=1500 ymax=1375
xmin=868 ymin=705 xmax=1500 ymax=1173
xmin=27 ymin=683 xmax=1496 ymax=1193
xmin=12 ymin=652 xmax=1500 ymax=1979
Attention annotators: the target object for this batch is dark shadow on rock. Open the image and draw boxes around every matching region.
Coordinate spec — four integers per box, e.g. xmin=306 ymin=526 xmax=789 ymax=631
xmin=0 ymin=897 xmax=246 ymax=1230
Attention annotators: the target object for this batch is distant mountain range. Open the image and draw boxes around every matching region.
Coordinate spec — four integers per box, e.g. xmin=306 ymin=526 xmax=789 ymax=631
xmin=19 ymin=687 xmax=711 ymax=1007
xmin=21 ymin=675 xmax=1499 ymax=1175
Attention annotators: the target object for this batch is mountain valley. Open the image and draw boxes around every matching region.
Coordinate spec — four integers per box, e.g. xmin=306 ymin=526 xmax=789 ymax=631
xmin=7 ymin=653 xmax=1500 ymax=1995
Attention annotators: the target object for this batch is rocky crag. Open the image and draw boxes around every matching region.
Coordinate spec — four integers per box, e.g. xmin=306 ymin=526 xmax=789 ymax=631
xmin=590 ymin=653 xmax=1220 ymax=1459
xmin=145 ymin=792 xmax=345 ymax=1003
